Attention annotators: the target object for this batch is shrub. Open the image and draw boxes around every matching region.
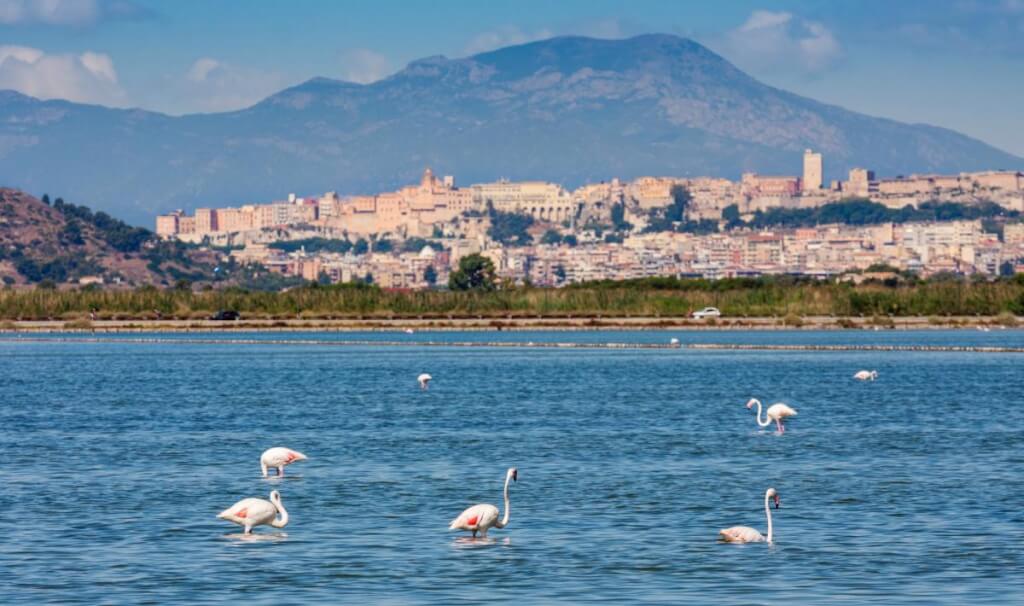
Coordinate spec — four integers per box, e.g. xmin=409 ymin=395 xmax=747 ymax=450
xmin=996 ymin=311 xmax=1018 ymax=327
xmin=783 ymin=312 xmax=804 ymax=327
xmin=63 ymin=319 xmax=93 ymax=330
xmin=835 ymin=317 xmax=857 ymax=329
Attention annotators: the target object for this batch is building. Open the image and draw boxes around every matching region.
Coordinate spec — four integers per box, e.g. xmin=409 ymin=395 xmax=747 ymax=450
xmin=155 ymin=211 xmax=184 ymax=237
xmin=802 ymin=149 xmax=823 ymax=192
xmin=845 ymin=168 xmax=876 ymax=198
xmin=471 ymin=179 xmax=577 ymax=223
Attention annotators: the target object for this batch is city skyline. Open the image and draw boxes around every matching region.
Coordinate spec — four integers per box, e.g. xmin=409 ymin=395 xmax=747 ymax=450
xmin=0 ymin=0 xmax=1023 ymax=156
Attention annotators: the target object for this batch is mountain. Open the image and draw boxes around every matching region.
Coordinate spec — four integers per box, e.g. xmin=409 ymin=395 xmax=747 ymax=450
xmin=0 ymin=188 xmax=213 ymax=285
xmin=0 ymin=34 xmax=1021 ymax=226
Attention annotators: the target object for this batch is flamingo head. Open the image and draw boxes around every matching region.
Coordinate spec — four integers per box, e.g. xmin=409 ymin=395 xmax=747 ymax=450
xmin=767 ymin=487 xmax=780 ymax=509
xmin=508 ymin=467 xmax=518 ymax=482
xmin=745 ymin=398 xmax=758 ymax=409
xmin=269 ymin=490 xmax=282 ymax=506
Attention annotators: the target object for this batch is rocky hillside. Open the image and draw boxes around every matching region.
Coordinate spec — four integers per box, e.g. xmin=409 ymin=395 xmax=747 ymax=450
xmin=0 ymin=188 xmax=213 ymax=286
xmin=0 ymin=34 xmax=1021 ymax=225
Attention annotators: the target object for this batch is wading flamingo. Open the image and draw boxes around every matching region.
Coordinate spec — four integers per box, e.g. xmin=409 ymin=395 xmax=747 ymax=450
xmin=747 ymin=398 xmax=798 ymax=433
xmin=217 ymin=490 xmax=289 ymax=534
xmin=404 ymin=328 xmax=415 ymax=335
xmin=719 ymin=488 xmax=781 ymax=544
xmin=853 ymin=370 xmax=878 ymax=381
xmin=418 ymin=373 xmax=432 ymax=390
xmin=260 ymin=447 xmax=308 ymax=478
xmin=670 ymin=338 xmax=680 ymax=346
xmin=449 ymin=467 xmax=517 ymax=538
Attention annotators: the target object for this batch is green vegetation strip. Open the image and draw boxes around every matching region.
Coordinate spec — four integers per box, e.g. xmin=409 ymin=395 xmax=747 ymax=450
xmin=3 ymin=274 xmax=1024 ymax=320
xmin=1 ymin=336 xmax=1021 ymax=353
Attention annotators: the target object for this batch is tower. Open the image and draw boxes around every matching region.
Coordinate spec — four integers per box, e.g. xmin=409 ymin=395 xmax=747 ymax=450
xmin=802 ymin=149 xmax=822 ymax=192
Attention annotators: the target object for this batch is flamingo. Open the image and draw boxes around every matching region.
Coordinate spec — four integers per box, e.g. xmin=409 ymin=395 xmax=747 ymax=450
xmin=853 ymin=370 xmax=878 ymax=381
xmin=719 ymin=488 xmax=781 ymax=544
xmin=217 ymin=490 xmax=289 ymax=534
xmin=418 ymin=373 xmax=432 ymax=390
xmin=670 ymin=337 xmax=680 ymax=346
xmin=747 ymin=398 xmax=798 ymax=433
xmin=260 ymin=447 xmax=308 ymax=477
xmin=449 ymin=467 xmax=517 ymax=538
xmin=404 ymin=328 xmax=415 ymax=334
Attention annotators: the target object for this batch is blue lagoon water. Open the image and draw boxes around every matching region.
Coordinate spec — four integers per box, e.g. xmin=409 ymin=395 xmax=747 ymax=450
xmin=2 ymin=330 xmax=1023 ymax=604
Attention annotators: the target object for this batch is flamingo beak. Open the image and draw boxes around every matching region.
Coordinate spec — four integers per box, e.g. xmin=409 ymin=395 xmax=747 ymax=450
xmin=774 ymin=496 xmax=781 ymax=509
xmin=512 ymin=470 xmax=518 ymax=482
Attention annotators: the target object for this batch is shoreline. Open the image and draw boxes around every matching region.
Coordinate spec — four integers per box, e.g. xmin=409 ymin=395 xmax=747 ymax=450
xmin=0 ymin=315 xmax=1018 ymax=333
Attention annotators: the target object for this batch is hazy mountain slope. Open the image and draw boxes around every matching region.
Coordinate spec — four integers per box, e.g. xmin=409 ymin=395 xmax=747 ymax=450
xmin=0 ymin=34 xmax=1020 ymax=226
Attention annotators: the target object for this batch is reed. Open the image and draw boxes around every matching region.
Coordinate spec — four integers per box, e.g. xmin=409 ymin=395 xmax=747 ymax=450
xmin=1 ymin=276 xmax=1022 ymax=320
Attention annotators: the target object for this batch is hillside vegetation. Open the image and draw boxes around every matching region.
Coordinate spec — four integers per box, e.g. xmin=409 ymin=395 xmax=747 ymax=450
xmin=0 ymin=189 xmax=214 ymax=286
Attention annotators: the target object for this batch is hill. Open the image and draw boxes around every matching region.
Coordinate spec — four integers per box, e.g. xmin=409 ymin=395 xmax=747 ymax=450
xmin=0 ymin=188 xmax=213 ymax=286
xmin=0 ymin=34 xmax=1021 ymax=226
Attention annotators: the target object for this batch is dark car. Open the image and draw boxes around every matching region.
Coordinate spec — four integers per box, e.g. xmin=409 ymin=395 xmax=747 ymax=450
xmin=210 ymin=310 xmax=240 ymax=321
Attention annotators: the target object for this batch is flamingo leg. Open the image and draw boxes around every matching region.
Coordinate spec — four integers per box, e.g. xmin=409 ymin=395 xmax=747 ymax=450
xmin=776 ymin=419 xmax=784 ymax=433
xmin=278 ymin=466 xmax=285 ymax=477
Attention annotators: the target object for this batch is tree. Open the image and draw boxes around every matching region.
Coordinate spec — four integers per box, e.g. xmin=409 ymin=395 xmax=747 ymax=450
xmin=373 ymin=238 xmax=393 ymax=253
xmin=722 ymin=204 xmax=743 ymax=229
xmin=563 ymin=234 xmax=578 ymax=247
xmin=353 ymin=238 xmax=369 ymax=255
xmin=363 ymin=272 xmax=374 ymax=285
xmin=487 ymin=207 xmax=534 ymax=246
xmin=553 ymin=264 xmax=567 ymax=282
xmin=541 ymin=229 xmax=562 ymax=245
xmin=424 ymin=265 xmax=438 ymax=285
xmin=448 ymin=253 xmax=496 ymax=291
xmin=645 ymin=185 xmax=692 ymax=232
xmin=610 ymin=202 xmax=632 ymax=232
xmin=41 ymin=194 xmax=50 ymax=206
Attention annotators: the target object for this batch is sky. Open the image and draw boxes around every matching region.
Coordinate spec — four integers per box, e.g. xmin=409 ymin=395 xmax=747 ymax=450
xmin=1 ymin=0 xmax=1022 ymax=156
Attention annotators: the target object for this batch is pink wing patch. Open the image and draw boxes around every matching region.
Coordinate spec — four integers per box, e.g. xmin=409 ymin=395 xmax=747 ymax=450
xmin=235 ymin=508 xmax=248 ymax=518
xmin=285 ymin=452 xmax=298 ymax=462
xmin=466 ymin=515 xmax=479 ymax=527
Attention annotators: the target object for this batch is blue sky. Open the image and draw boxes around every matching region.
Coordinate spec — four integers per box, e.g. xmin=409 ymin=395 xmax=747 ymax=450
xmin=1 ymin=0 xmax=1022 ymax=156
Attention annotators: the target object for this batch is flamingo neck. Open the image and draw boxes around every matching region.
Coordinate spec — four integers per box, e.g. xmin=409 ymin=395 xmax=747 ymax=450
xmin=271 ymin=498 xmax=289 ymax=529
xmin=764 ymin=492 xmax=773 ymax=544
xmin=497 ymin=474 xmax=512 ymax=528
xmin=753 ymin=400 xmax=771 ymax=427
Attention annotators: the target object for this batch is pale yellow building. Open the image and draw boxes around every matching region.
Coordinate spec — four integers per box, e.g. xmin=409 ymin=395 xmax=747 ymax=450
xmin=802 ymin=149 xmax=822 ymax=192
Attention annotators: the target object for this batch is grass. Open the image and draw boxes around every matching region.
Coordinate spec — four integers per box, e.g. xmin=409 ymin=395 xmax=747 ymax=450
xmin=1 ymin=275 xmax=1022 ymax=320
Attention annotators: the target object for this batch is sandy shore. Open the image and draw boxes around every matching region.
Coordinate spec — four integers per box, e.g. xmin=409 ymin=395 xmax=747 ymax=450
xmin=0 ymin=315 xmax=1018 ymax=332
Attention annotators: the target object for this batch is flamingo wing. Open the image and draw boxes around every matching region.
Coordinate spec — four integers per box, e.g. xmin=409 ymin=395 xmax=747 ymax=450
xmin=262 ymin=447 xmax=307 ymax=467
xmin=719 ymin=526 xmax=765 ymax=543
xmin=218 ymin=497 xmax=276 ymax=526
xmin=449 ymin=504 xmax=498 ymax=530
xmin=768 ymin=403 xmax=797 ymax=419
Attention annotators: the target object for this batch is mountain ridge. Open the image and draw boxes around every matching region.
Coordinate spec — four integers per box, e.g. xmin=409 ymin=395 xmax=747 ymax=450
xmin=0 ymin=34 xmax=1020 ymax=226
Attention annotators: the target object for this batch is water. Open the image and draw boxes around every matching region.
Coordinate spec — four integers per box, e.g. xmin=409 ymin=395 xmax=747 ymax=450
xmin=2 ymin=330 xmax=1022 ymax=604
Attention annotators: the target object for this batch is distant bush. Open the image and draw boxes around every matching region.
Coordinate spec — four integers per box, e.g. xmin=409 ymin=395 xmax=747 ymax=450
xmin=783 ymin=312 xmax=804 ymax=327
xmin=62 ymin=319 xmax=93 ymax=330
xmin=997 ymin=311 xmax=1018 ymax=327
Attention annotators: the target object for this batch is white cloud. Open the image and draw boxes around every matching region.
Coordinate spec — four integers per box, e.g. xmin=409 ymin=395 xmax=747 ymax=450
xmin=720 ymin=10 xmax=842 ymax=75
xmin=339 ymin=48 xmax=391 ymax=84
xmin=178 ymin=57 xmax=291 ymax=113
xmin=464 ymin=26 xmax=555 ymax=55
xmin=0 ymin=0 xmax=148 ymax=25
xmin=0 ymin=0 xmax=99 ymax=25
xmin=185 ymin=57 xmax=221 ymax=83
xmin=0 ymin=44 xmax=126 ymax=105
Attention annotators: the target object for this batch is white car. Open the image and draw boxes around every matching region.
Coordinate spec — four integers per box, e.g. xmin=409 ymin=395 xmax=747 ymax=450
xmin=690 ymin=307 xmax=722 ymax=319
